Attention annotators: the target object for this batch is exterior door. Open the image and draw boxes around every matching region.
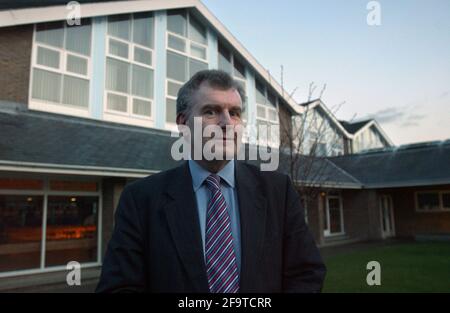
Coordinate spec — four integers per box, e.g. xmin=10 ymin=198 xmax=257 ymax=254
xmin=380 ymin=195 xmax=395 ymax=238
xmin=324 ymin=195 xmax=344 ymax=236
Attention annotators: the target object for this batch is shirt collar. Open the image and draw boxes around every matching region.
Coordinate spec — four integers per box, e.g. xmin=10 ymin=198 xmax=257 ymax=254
xmin=188 ymin=160 xmax=235 ymax=192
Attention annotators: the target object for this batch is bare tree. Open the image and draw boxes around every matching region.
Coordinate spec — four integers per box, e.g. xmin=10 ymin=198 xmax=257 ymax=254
xmin=278 ymin=67 xmax=350 ymax=201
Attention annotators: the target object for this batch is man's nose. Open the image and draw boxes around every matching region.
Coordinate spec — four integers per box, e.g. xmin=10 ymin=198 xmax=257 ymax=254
xmin=218 ymin=110 xmax=232 ymax=126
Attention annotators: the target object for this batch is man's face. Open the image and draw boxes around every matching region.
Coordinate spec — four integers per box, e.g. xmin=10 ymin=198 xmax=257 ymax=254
xmin=177 ymin=82 xmax=243 ymax=161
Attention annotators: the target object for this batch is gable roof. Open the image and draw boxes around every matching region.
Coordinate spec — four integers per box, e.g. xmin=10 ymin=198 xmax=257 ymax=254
xmin=297 ymin=99 xmax=354 ymax=138
xmin=0 ymin=0 xmax=299 ymax=115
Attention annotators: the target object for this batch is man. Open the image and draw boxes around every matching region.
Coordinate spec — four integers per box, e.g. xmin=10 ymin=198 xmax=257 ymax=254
xmin=96 ymin=70 xmax=326 ymax=293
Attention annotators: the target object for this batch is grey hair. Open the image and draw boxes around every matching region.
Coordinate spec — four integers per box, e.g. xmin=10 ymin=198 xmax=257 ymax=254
xmin=176 ymin=69 xmax=246 ymax=118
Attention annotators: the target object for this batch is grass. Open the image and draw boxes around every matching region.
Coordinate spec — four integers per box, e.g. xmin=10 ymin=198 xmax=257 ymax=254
xmin=322 ymin=242 xmax=450 ymax=293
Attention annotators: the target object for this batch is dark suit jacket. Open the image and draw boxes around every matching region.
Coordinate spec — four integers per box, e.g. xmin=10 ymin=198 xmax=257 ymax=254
xmin=96 ymin=161 xmax=326 ymax=293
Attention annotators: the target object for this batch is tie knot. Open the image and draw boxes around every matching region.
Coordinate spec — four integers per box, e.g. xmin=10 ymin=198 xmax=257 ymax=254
xmin=205 ymin=174 xmax=221 ymax=191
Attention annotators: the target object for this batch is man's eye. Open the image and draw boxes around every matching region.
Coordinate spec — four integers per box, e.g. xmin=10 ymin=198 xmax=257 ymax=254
xmin=230 ymin=111 xmax=241 ymax=118
xmin=204 ymin=110 xmax=216 ymax=116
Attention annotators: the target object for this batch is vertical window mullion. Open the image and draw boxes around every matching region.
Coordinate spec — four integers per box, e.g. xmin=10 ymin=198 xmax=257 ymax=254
xmin=40 ymin=179 xmax=49 ymax=269
xmin=128 ymin=62 xmax=132 ymax=114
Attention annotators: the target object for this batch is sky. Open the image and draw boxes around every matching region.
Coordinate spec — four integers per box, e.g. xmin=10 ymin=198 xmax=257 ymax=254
xmin=202 ymin=0 xmax=450 ymax=145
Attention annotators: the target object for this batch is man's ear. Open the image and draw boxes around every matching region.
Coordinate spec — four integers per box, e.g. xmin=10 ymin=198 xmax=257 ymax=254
xmin=176 ymin=113 xmax=186 ymax=125
xmin=176 ymin=113 xmax=189 ymax=134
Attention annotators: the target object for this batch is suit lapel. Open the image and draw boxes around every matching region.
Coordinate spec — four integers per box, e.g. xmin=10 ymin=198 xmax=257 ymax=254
xmin=163 ymin=162 xmax=209 ymax=292
xmin=235 ymin=162 xmax=267 ymax=292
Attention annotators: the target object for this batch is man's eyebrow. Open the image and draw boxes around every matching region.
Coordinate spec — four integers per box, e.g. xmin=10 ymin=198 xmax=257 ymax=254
xmin=201 ymin=104 xmax=242 ymax=111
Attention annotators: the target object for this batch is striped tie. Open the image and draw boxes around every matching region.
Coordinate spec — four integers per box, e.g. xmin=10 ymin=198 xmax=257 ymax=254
xmin=204 ymin=174 xmax=239 ymax=293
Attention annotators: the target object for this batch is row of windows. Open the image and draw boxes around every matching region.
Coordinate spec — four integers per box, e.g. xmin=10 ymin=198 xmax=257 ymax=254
xmin=29 ymin=10 xmax=281 ymax=140
xmin=0 ymin=178 xmax=100 ymax=274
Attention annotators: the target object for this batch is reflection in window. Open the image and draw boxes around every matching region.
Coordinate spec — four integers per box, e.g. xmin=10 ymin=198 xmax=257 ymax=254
xmin=166 ymin=9 xmax=208 ymax=124
xmin=0 ymin=196 xmax=43 ymax=272
xmin=106 ymin=13 xmax=154 ymax=118
xmin=32 ymin=20 xmax=92 ymax=108
xmin=45 ymin=196 xmax=98 ymax=267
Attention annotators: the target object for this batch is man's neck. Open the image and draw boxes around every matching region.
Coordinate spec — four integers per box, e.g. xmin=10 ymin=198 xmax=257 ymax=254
xmin=194 ymin=159 xmax=231 ymax=174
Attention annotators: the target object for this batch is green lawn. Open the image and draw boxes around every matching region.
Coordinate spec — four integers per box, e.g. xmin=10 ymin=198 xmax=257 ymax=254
xmin=322 ymin=242 xmax=450 ymax=292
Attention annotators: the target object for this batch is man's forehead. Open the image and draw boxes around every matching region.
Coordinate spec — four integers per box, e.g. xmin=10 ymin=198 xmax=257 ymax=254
xmin=195 ymin=82 xmax=242 ymax=105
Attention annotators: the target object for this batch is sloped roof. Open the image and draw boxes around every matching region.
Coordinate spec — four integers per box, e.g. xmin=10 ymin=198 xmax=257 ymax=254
xmin=328 ymin=141 xmax=450 ymax=188
xmin=0 ymin=101 xmax=180 ymax=175
xmin=0 ymin=101 xmax=362 ymax=187
xmin=1 ymin=101 xmax=447 ymax=188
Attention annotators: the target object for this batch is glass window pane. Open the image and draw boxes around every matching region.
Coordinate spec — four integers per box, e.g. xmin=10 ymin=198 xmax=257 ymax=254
xmin=0 ymin=178 xmax=43 ymax=190
xmin=133 ymin=12 xmax=154 ymax=48
xmin=132 ymin=64 xmax=153 ymax=99
xmin=134 ymin=46 xmax=152 ymax=65
xmin=166 ymin=98 xmax=177 ymax=123
xmin=0 ymin=195 xmax=43 ymax=273
xmin=45 ymin=196 xmax=98 ymax=267
xmin=255 ymin=80 xmax=266 ymax=104
xmin=133 ymin=98 xmax=151 ymax=117
xmin=233 ymin=57 xmax=246 ymax=79
xmin=167 ymin=9 xmax=187 ymax=37
xmin=417 ymin=193 xmax=440 ymax=210
xmin=106 ymin=57 xmax=129 ymax=93
xmin=329 ymin=198 xmax=342 ymax=233
xmin=188 ymin=14 xmax=207 ymax=44
xmin=50 ymin=181 xmax=98 ymax=192
xmin=65 ymin=20 xmax=92 ymax=56
xmin=189 ymin=58 xmax=207 ymax=79
xmin=267 ymin=92 xmax=276 ymax=107
xmin=62 ymin=75 xmax=89 ymax=108
xmin=35 ymin=22 xmax=64 ymax=48
xmin=168 ymin=34 xmax=186 ymax=52
xmin=167 ymin=80 xmax=182 ymax=97
xmin=109 ymin=39 xmax=129 ymax=59
xmin=268 ymin=109 xmax=278 ymax=122
xmin=257 ymin=106 xmax=266 ymax=119
xmin=66 ymin=54 xmax=88 ymax=75
xmin=190 ymin=43 xmax=206 ymax=60
xmin=443 ymin=193 xmax=450 ymax=209
xmin=107 ymin=93 xmax=127 ymax=112
xmin=167 ymin=51 xmax=187 ymax=82
xmin=37 ymin=46 xmax=60 ymax=69
xmin=32 ymin=68 xmax=62 ymax=103
xmin=218 ymin=42 xmax=232 ymax=74
xmin=108 ymin=14 xmax=130 ymax=40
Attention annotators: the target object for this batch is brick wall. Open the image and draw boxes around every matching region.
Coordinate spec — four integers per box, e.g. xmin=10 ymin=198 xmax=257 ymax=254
xmin=0 ymin=24 xmax=33 ymax=104
xmin=384 ymin=184 xmax=450 ymax=237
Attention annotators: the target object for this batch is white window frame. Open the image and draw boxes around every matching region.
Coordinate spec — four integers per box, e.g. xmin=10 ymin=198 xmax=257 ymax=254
xmin=29 ymin=22 xmax=93 ymax=118
xmin=104 ymin=14 xmax=155 ymax=125
xmin=324 ymin=193 xmax=345 ymax=237
xmin=415 ymin=191 xmax=450 ymax=213
xmin=165 ymin=11 xmax=209 ymax=130
xmin=165 ymin=78 xmax=184 ymax=132
xmin=255 ymin=82 xmax=279 ymax=148
xmin=0 ymin=176 xmax=102 ymax=278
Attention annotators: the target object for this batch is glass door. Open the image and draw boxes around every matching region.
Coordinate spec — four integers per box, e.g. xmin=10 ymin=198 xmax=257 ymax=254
xmin=380 ymin=195 xmax=395 ymax=238
xmin=324 ymin=195 xmax=344 ymax=236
